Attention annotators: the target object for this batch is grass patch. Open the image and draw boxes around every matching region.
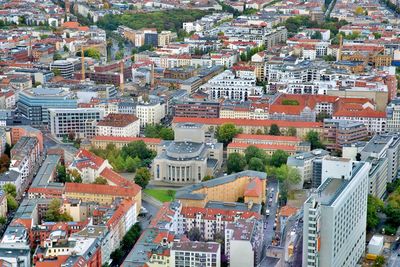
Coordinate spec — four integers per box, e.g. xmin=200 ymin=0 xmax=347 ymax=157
xmin=144 ymin=189 xmax=175 ymax=202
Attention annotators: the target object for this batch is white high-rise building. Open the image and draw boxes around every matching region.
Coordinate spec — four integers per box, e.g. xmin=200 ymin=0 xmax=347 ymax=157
xmin=302 ymin=160 xmax=370 ymax=267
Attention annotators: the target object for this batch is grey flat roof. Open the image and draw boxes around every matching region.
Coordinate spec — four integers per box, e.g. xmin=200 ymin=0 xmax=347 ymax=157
xmin=31 ymin=154 xmax=62 ymax=189
xmin=362 ymin=134 xmax=393 ymax=154
xmin=205 ymin=201 xmax=261 ymax=213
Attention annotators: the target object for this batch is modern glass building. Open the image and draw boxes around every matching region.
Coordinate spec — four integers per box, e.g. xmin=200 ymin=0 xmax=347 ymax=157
xmin=17 ymin=88 xmax=77 ymax=124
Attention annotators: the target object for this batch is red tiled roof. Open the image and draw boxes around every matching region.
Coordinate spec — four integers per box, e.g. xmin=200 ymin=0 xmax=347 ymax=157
xmin=280 ymin=206 xmax=298 ymax=217
xmin=228 ymin=142 xmax=297 ymax=151
xmin=75 ymin=149 xmax=105 ymax=169
xmin=172 ymin=117 xmax=323 ymax=128
xmin=97 ymin=114 xmax=139 ymax=127
xmin=234 ymin=134 xmax=300 ymax=142
xmin=65 ymin=182 xmax=141 ymax=197
xmin=107 ymin=199 xmax=135 ymax=228
xmin=244 ymin=178 xmax=262 ymax=197
xmin=100 ymin=167 xmax=135 ymax=188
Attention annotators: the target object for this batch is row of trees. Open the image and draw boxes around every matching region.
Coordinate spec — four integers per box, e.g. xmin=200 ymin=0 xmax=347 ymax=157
xmin=3 ymin=184 xmax=18 ymax=212
xmin=110 ymin=223 xmax=142 ymax=266
xmin=279 ymin=15 xmax=348 ymax=36
xmin=239 ymin=45 xmax=266 ymax=62
xmin=90 ymin=141 xmax=155 ymax=173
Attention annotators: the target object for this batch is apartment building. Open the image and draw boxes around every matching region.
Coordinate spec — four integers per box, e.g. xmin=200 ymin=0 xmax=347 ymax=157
xmin=302 ymin=160 xmax=370 ymax=267
xmin=10 ymin=136 xmax=41 ymax=185
xmin=323 ymin=119 xmax=368 ymax=151
xmin=174 ymin=99 xmax=221 ymax=118
xmin=90 ymin=136 xmax=161 ymax=151
xmin=201 ymin=70 xmax=263 ymax=101
xmin=287 ymin=149 xmax=330 ymax=189
xmin=50 ymin=60 xmax=75 ymax=79
xmin=170 ymin=242 xmax=221 ymax=267
xmin=49 ymin=108 xmax=104 ymax=139
xmin=96 ymin=114 xmax=140 ymax=137
xmin=225 ymin=219 xmax=263 ymax=267
xmin=135 ymin=102 xmax=166 ymax=127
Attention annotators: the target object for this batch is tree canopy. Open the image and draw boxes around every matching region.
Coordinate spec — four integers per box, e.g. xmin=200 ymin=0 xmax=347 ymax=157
xmin=227 ymin=153 xmax=247 ymax=174
xmin=134 ymin=167 xmax=151 ymax=188
xmin=269 ymin=124 xmax=281 ymax=136
xmin=144 ymin=124 xmax=174 ymax=140
xmin=305 ymin=131 xmax=325 ymax=150
xmin=44 ymin=199 xmax=73 ymax=222
xmin=216 ymin=123 xmax=242 ymax=145
xmin=270 ymin=150 xmax=289 ymax=167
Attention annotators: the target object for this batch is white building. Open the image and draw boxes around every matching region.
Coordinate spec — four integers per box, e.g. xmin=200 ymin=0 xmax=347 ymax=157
xmin=170 ymin=241 xmax=221 ymax=267
xmin=302 ymin=161 xmax=370 ymax=267
xmin=201 ymin=70 xmax=263 ymax=101
xmin=135 ymin=102 xmax=166 ymax=127
xmin=96 ymin=114 xmax=140 ymax=137
xmin=49 ymin=108 xmax=104 ymax=139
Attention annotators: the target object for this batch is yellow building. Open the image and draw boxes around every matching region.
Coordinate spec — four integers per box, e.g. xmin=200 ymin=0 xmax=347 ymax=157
xmin=176 ymin=170 xmax=267 ymax=208
xmin=91 ymin=136 xmax=161 ymax=151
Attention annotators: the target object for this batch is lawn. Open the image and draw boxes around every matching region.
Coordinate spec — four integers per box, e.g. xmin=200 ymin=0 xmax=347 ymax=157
xmin=144 ymin=189 xmax=175 ymax=202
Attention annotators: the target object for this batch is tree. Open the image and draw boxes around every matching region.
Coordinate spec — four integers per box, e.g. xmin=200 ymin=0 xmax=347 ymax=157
xmin=0 ymin=216 xmax=6 ymax=224
xmin=159 ymin=128 xmax=174 ymax=140
xmin=6 ymin=195 xmax=18 ymax=211
xmin=134 ymin=167 xmax=151 ymax=188
xmin=202 ymin=175 xmax=214 ymax=181
xmin=305 ymin=131 xmax=324 ymax=150
xmin=248 ymin=157 xmax=265 ymax=172
xmin=311 ymin=31 xmax=322 ymax=40
xmin=57 ymin=164 xmax=71 ymax=183
xmin=112 ymin=155 xmax=126 ymax=172
xmin=0 ymin=154 xmax=10 ymax=173
xmin=373 ymin=256 xmax=385 ymax=267
xmin=125 ymin=156 xmax=141 ymax=172
xmin=227 ymin=153 xmax=246 ymax=174
xmin=77 ymin=48 xmax=101 ymax=60
xmin=167 ymin=190 xmax=175 ymax=199
xmin=63 ymin=45 xmax=69 ymax=52
xmin=115 ymin=50 xmax=124 ymax=60
xmin=44 ymin=199 xmax=73 ymax=222
xmin=3 ymin=184 xmax=16 ymax=198
xmin=244 ymin=146 xmax=267 ymax=164
xmin=121 ymin=141 xmax=154 ymax=161
xmin=52 ymin=68 xmax=61 ymax=76
xmin=93 ymin=177 xmax=108 ymax=185
xmin=270 ymin=150 xmax=289 ymax=168
xmin=367 ymin=195 xmax=384 ymax=230
xmin=53 ymin=53 xmax=62 ymax=60
xmin=216 ymin=124 xmax=241 ymax=145
xmin=110 ymin=248 xmax=124 ymax=264
xmin=269 ymin=124 xmax=281 ymax=136
xmin=287 ymin=127 xmax=297 ymax=137
xmin=188 ymin=227 xmax=202 ymax=241
xmin=323 ymin=55 xmax=336 ymax=61
xmin=373 ymin=32 xmax=382 ymax=39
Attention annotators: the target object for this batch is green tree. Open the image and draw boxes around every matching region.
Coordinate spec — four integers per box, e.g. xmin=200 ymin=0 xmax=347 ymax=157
xmin=248 ymin=157 xmax=265 ymax=172
xmin=125 ymin=156 xmax=141 ymax=172
xmin=323 ymin=55 xmax=336 ymax=61
xmin=115 ymin=50 xmax=124 ymax=60
xmin=227 ymin=153 xmax=246 ymax=174
xmin=134 ymin=167 xmax=151 ymax=188
xmin=244 ymin=146 xmax=267 ymax=164
xmin=53 ymin=53 xmax=62 ymax=60
xmin=52 ymin=68 xmax=61 ymax=76
xmin=110 ymin=248 xmax=124 ymax=264
xmin=63 ymin=45 xmax=69 ymax=52
xmin=202 ymin=175 xmax=214 ymax=181
xmin=354 ymin=6 xmax=364 ymax=15
xmin=287 ymin=127 xmax=297 ymax=137
xmin=159 ymin=127 xmax=174 ymax=140
xmin=6 ymin=195 xmax=18 ymax=211
xmin=112 ymin=155 xmax=126 ymax=172
xmin=373 ymin=255 xmax=385 ymax=267
xmin=270 ymin=150 xmax=289 ymax=167
xmin=311 ymin=31 xmax=322 ymax=39
xmin=0 ymin=216 xmax=6 ymax=224
xmin=121 ymin=141 xmax=154 ymax=161
xmin=367 ymin=195 xmax=384 ymax=230
xmin=93 ymin=177 xmax=108 ymax=185
xmin=305 ymin=131 xmax=324 ymax=150
xmin=44 ymin=199 xmax=73 ymax=222
xmin=216 ymin=124 xmax=241 ymax=145
xmin=3 ymin=184 xmax=16 ymax=198
xmin=269 ymin=124 xmax=281 ymax=136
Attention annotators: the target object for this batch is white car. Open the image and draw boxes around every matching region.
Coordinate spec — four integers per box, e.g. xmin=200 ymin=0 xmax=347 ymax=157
xmin=266 ymin=209 xmax=270 ymax=216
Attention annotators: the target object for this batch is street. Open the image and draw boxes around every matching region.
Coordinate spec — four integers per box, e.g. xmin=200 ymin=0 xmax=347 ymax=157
xmin=262 ymin=179 xmax=279 ymax=255
xmin=138 ymin=199 xmax=160 ymax=230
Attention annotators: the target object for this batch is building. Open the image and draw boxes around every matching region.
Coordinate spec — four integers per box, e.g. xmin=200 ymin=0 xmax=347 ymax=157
xmin=49 ymin=108 xmax=104 ymax=139
xmin=302 ymin=161 xmax=370 ymax=267
xmin=170 ymin=241 xmax=221 ymax=267
xmin=0 ymin=189 xmax=7 ymax=219
xmin=287 ymin=149 xmax=330 ymax=189
xmin=91 ymin=136 xmax=161 ymax=151
xmin=225 ymin=219 xmax=263 ymax=267
xmin=135 ymin=102 xmax=166 ymax=127
xmin=172 ymin=117 xmax=323 ymax=138
xmin=18 ymin=88 xmax=77 ymax=124
xmin=201 ymin=70 xmax=263 ymax=101
xmin=10 ymin=126 xmax=44 ymax=152
xmin=0 ymin=170 xmax=22 ymax=195
xmin=323 ymin=119 xmax=368 ymax=151
xmin=386 ymin=98 xmax=400 ymax=132
xmin=153 ymin=123 xmax=223 ymax=184
xmin=176 ymin=170 xmax=267 ymax=208
xmin=96 ymin=114 xmax=140 ymax=137
xmin=174 ymin=99 xmax=220 ymax=118
xmin=50 ymin=60 xmax=76 ymax=79
xmin=10 ymin=136 xmax=41 ymax=186
xmin=0 ymin=243 xmax=30 ymax=267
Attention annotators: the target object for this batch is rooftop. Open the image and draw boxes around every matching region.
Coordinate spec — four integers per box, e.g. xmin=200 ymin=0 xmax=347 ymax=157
xmin=172 ymin=241 xmax=220 ymax=253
